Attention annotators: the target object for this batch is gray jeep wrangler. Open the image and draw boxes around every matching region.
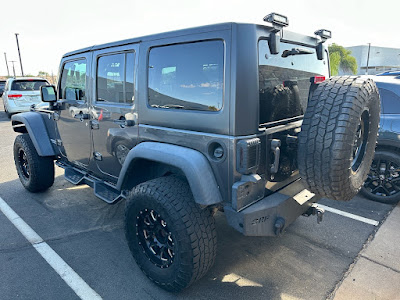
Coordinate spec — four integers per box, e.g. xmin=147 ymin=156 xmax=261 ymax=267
xmin=11 ymin=13 xmax=380 ymax=292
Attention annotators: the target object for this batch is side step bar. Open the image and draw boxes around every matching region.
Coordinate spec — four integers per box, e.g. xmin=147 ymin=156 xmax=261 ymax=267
xmin=58 ymin=162 xmax=124 ymax=204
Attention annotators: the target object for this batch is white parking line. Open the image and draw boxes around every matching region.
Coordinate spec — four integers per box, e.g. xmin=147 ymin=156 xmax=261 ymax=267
xmin=0 ymin=196 xmax=102 ymax=300
xmin=318 ymin=204 xmax=380 ymax=226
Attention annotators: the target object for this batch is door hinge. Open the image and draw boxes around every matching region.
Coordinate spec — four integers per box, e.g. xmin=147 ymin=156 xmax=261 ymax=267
xmin=94 ymin=152 xmax=103 ymax=161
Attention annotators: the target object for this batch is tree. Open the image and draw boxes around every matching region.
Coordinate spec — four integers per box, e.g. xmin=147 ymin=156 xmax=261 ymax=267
xmin=328 ymin=44 xmax=358 ymax=75
xmin=37 ymin=71 xmax=50 ymax=77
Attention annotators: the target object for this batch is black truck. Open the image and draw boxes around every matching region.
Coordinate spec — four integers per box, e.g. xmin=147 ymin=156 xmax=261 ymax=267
xmin=11 ymin=13 xmax=380 ymax=292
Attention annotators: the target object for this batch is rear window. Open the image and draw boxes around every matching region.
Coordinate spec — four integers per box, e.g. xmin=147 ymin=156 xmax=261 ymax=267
xmin=258 ymin=40 xmax=329 ymax=124
xmin=11 ymin=80 xmax=48 ymax=91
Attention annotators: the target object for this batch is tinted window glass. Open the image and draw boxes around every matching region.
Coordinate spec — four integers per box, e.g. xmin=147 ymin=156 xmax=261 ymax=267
xmin=258 ymin=41 xmax=329 ymax=123
xmin=148 ymin=40 xmax=224 ymax=111
xmin=97 ymin=52 xmax=135 ymax=104
xmin=11 ymin=80 xmax=48 ymax=91
xmin=379 ymin=88 xmax=400 ymax=114
xmin=60 ymin=60 xmax=87 ymax=101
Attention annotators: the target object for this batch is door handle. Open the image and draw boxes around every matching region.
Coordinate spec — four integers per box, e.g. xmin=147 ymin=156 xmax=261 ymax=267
xmin=270 ymin=139 xmax=281 ymax=176
xmin=74 ymin=113 xmax=90 ymax=120
xmin=113 ymin=119 xmax=135 ymax=127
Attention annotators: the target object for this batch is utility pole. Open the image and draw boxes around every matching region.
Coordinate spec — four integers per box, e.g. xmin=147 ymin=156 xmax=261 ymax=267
xmin=4 ymin=53 xmax=10 ymax=77
xmin=15 ymin=33 xmax=24 ymax=76
xmin=366 ymin=43 xmax=371 ymax=75
xmin=10 ymin=61 xmax=16 ymax=78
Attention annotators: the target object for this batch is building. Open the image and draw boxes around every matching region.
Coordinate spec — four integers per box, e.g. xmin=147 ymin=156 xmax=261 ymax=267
xmin=346 ymin=45 xmax=400 ymax=75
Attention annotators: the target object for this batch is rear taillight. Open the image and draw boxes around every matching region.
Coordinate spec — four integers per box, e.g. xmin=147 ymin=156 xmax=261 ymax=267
xmin=311 ymin=76 xmax=326 ymax=84
xmin=237 ymin=138 xmax=261 ymax=174
xmin=8 ymin=94 xmax=22 ymax=99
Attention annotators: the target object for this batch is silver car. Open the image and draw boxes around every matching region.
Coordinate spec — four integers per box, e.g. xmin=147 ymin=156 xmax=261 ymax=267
xmin=3 ymin=77 xmax=49 ymax=118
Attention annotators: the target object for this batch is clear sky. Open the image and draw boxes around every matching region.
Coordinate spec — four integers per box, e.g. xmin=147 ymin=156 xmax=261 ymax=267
xmin=1 ymin=0 xmax=399 ymax=76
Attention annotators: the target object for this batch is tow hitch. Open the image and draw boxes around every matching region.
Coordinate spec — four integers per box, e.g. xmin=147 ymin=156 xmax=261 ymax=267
xmin=303 ymin=204 xmax=325 ymax=224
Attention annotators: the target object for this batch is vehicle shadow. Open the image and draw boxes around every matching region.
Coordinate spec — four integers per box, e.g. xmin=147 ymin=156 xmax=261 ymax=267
xmin=0 ymin=174 xmax=344 ymax=300
xmin=0 ymin=98 xmax=11 ymax=123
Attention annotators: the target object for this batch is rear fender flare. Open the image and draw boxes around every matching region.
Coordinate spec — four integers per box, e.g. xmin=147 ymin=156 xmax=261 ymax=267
xmin=117 ymin=142 xmax=223 ymax=206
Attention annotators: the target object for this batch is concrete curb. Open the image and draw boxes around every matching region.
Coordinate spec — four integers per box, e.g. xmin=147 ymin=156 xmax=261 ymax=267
xmin=332 ymin=202 xmax=400 ymax=300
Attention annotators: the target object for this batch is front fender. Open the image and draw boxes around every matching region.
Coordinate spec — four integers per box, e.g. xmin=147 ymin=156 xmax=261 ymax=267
xmin=117 ymin=142 xmax=223 ymax=206
xmin=11 ymin=112 xmax=58 ymax=157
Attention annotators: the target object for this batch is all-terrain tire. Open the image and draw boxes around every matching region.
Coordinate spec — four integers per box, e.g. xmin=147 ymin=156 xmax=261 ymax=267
xmin=298 ymin=76 xmax=380 ymax=201
xmin=13 ymin=134 xmax=55 ymax=192
xmin=360 ymin=150 xmax=400 ymax=204
xmin=124 ymin=176 xmax=217 ymax=292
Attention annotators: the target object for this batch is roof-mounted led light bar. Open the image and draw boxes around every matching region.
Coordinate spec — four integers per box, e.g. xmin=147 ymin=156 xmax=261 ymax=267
xmin=263 ymin=13 xmax=289 ymax=29
xmin=314 ymin=28 xmax=332 ymax=60
xmin=314 ymin=29 xmax=332 ymax=41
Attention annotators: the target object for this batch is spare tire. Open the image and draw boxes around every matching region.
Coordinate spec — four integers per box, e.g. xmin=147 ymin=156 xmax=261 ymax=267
xmin=298 ymin=76 xmax=380 ymax=201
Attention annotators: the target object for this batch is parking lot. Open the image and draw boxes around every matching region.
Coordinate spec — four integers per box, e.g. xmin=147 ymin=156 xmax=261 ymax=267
xmin=0 ymin=98 xmax=396 ymax=300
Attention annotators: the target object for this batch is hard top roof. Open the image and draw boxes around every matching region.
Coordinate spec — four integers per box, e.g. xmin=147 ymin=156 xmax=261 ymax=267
xmin=63 ymin=22 xmax=320 ymax=58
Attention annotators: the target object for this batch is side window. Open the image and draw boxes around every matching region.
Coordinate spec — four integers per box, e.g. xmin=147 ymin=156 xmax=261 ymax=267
xmin=96 ymin=52 xmax=135 ymax=104
xmin=379 ymin=88 xmax=400 ymax=114
xmin=60 ymin=59 xmax=87 ymax=101
xmin=148 ymin=40 xmax=224 ymax=112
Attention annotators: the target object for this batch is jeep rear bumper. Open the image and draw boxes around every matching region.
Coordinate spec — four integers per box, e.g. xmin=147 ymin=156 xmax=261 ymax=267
xmin=224 ymin=179 xmax=320 ymax=236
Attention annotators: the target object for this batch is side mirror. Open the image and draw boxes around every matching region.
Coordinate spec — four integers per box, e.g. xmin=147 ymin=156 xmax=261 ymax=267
xmin=41 ymin=85 xmax=57 ymax=102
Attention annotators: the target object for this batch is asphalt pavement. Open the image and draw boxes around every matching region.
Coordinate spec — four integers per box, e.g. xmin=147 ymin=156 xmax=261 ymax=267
xmin=0 ymin=98 xmax=397 ymax=300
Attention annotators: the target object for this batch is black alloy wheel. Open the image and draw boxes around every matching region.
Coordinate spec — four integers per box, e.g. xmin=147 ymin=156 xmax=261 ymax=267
xmin=136 ymin=208 xmax=175 ymax=268
xmin=361 ymin=150 xmax=400 ymax=204
xmin=18 ymin=149 xmax=30 ymax=179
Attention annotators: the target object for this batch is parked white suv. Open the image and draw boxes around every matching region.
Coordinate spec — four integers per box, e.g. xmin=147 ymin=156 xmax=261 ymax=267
xmin=3 ymin=77 xmax=49 ymax=118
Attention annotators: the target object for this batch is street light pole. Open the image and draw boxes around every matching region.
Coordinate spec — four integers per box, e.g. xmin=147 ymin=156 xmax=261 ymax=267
xmin=4 ymin=53 xmax=10 ymax=77
xmin=15 ymin=33 xmax=24 ymax=76
xmin=366 ymin=43 xmax=371 ymax=75
xmin=10 ymin=61 xmax=16 ymax=78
